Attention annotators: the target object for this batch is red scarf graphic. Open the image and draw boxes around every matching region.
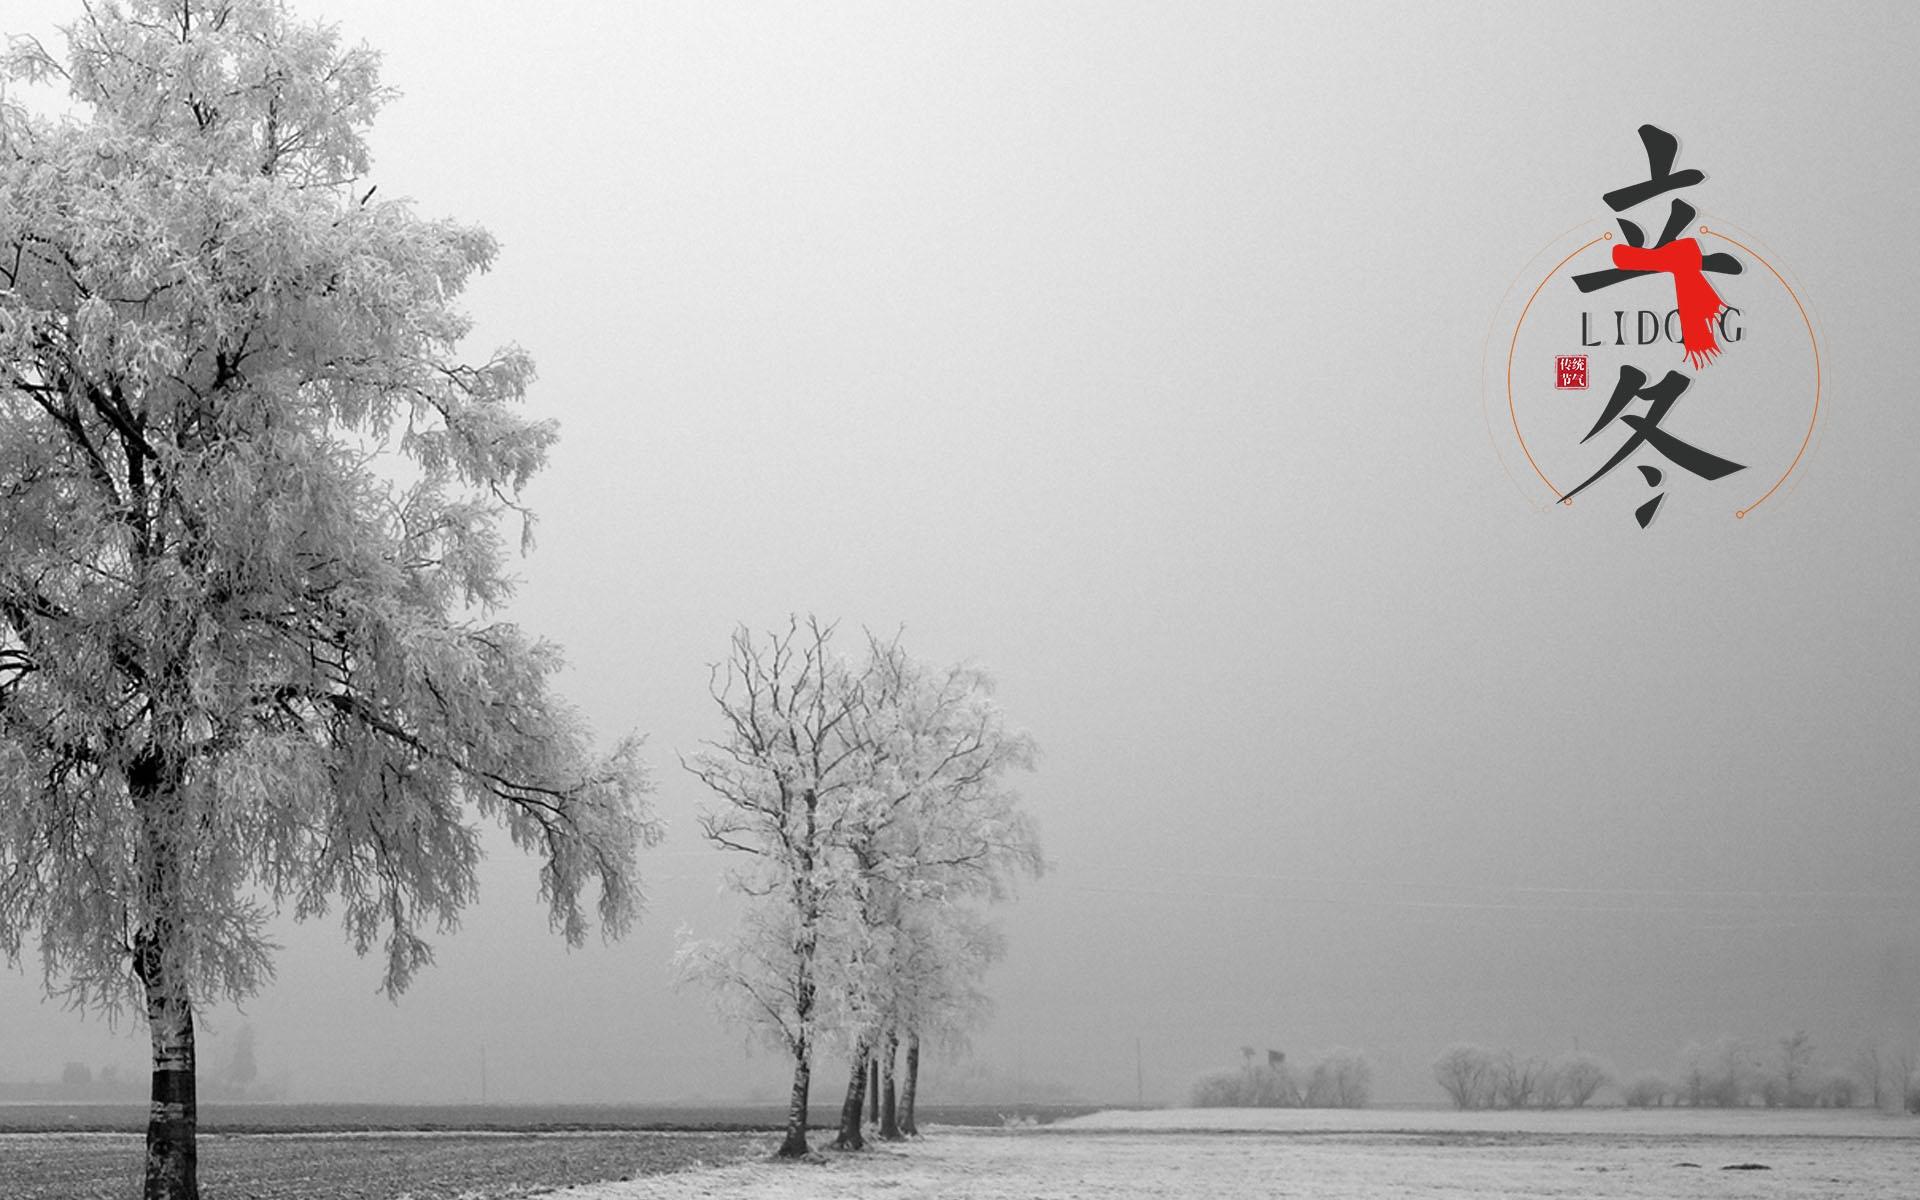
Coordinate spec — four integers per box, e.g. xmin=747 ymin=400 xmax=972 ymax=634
xmin=1611 ymin=237 xmax=1724 ymax=369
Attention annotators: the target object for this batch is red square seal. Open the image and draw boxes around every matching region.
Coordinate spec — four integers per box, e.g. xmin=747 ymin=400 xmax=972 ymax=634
xmin=1555 ymin=354 xmax=1588 ymax=390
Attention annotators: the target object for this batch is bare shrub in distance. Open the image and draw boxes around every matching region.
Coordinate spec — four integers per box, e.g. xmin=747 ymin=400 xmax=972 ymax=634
xmin=1621 ymin=1072 xmax=1670 ymax=1107
xmin=1548 ymin=1052 xmax=1614 ymax=1108
xmin=1814 ymin=1071 xmax=1858 ymax=1108
xmin=1189 ymin=1052 xmax=1301 ymax=1108
xmin=1433 ymin=1044 xmax=1497 ymax=1110
xmin=1492 ymin=1051 xmax=1547 ymax=1109
xmin=1304 ymin=1048 xmax=1373 ymax=1108
xmin=1677 ymin=1037 xmax=1760 ymax=1107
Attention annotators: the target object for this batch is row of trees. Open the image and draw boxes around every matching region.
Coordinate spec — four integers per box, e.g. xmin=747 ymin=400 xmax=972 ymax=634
xmin=676 ymin=620 xmax=1042 ymax=1158
xmin=1621 ymin=1034 xmax=1920 ymax=1111
xmin=1189 ymin=1047 xmax=1374 ymax=1109
xmin=1 ymin=5 xmax=1049 ymax=1194
xmin=1431 ymin=1045 xmax=1614 ymax=1110
xmin=1436 ymin=1034 xmax=1920 ymax=1111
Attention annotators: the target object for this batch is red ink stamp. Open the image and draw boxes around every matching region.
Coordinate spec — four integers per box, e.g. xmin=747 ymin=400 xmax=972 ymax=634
xmin=1555 ymin=354 xmax=1588 ymax=389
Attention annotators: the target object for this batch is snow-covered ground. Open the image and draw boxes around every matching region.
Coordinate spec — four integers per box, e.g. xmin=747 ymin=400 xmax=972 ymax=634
xmin=546 ymin=1108 xmax=1920 ymax=1199
xmin=1056 ymin=1104 xmax=1920 ymax=1138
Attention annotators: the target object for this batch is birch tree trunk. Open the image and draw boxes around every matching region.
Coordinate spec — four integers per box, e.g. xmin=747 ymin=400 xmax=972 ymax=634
xmin=777 ymin=948 xmax=816 ymax=1159
xmin=138 ymin=964 xmax=199 ymax=1200
xmin=833 ymin=1045 xmax=869 ymax=1150
xmin=900 ymin=1030 xmax=921 ymax=1136
xmin=879 ymin=1030 xmax=902 ymax=1140
xmin=131 ymin=753 xmax=199 ymax=1200
xmin=777 ymin=1043 xmax=812 ymax=1159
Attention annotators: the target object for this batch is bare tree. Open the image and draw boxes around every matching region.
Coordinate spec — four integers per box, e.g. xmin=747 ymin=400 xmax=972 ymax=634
xmin=1814 ymin=1071 xmax=1857 ymax=1108
xmin=1621 ymin=1072 xmax=1670 ymax=1107
xmin=892 ymin=906 xmax=1006 ymax=1136
xmin=1676 ymin=1042 xmax=1711 ymax=1107
xmin=1492 ymin=1051 xmax=1546 ymax=1110
xmin=1191 ymin=1055 xmax=1301 ymax=1108
xmin=1304 ymin=1048 xmax=1373 ymax=1108
xmin=1548 ymin=1052 xmax=1614 ymax=1108
xmin=679 ymin=623 xmax=1040 ymax=1156
xmin=1433 ymin=1044 xmax=1496 ymax=1110
xmin=1852 ymin=1043 xmax=1885 ymax=1111
xmin=679 ymin=620 xmax=873 ymax=1159
xmin=1678 ymin=1037 xmax=1758 ymax=1107
xmin=1770 ymin=1030 xmax=1815 ymax=1108
xmin=829 ymin=637 xmax=1039 ymax=1148
xmin=1897 ymin=1042 xmax=1920 ymax=1114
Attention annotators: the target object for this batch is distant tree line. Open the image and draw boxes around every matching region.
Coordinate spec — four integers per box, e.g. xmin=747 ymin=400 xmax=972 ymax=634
xmin=1430 ymin=1045 xmax=1613 ymax=1110
xmin=1620 ymin=1033 xmax=1920 ymax=1111
xmin=1188 ymin=1046 xmax=1374 ymax=1109
xmin=1436 ymin=1032 xmax=1920 ymax=1112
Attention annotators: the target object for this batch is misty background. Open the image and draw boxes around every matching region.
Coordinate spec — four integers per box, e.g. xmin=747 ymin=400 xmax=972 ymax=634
xmin=2 ymin=0 xmax=1916 ymax=1106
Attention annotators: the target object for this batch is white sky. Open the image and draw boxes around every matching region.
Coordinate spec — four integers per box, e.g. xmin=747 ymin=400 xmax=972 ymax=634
xmin=2 ymin=0 xmax=1917 ymax=1105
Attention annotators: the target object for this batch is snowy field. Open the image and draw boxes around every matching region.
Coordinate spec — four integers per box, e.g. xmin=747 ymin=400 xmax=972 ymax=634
xmin=550 ymin=1108 xmax=1920 ymax=1200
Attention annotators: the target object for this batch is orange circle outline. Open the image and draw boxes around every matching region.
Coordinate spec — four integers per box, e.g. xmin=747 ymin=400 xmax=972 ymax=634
xmin=1505 ymin=227 xmax=1823 ymax=518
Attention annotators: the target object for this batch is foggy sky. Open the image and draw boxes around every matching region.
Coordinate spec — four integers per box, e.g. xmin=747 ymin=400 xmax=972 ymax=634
xmin=3 ymin=0 xmax=1917 ymax=1106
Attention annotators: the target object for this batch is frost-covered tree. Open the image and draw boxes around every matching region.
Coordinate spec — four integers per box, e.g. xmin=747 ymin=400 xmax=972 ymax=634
xmin=679 ymin=621 xmax=1039 ymax=1157
xmin=825 ymin=638 xmax=1039 ymax=1150
xmin=1768 ymin=1029 xmax=1815 ymax=1107
xmin=1491 ymin=1050 xmax=1546 ymax=1109
xmin=221 ymin=1023 xmax=258 ymax=1096
xmin=1189 ymin=1054 xmax=1300 ymax=1108
xmin=679 ymin=619 xmax=872 ymax=1159
xmin=1677 ymin=1036 xmax=1760 ymax=1107
xmin=1852 ymin=1042 xmax=1887 ymax=1111
xmin=1620 ymin=1071 xmax=1670 ymax=1107
xmin=890 ymin=904 xmax=1006 ymax=1136
xmin=1433 ymin=1043 xmax=1496 ymax=1110
xmin=0 ymin=5 xmax=655 ymax=1197
xmin=1545 ymin=1051 xmax=1612 ymax=1108
xmin=1304 ymin=1047 xmax=1373 ymax=1108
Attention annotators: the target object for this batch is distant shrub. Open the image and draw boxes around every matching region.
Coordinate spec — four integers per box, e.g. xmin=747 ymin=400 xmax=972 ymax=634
xmin=1304 ymin=1049 xmax=1372 ymax=1109
xmin=1491 ymin=1052 xmax=1550 ymax=1110
xmin=1669 ymin=1031 xmax=1875 ymax=1109
xmin=1543 ymin=1052 xmax=1613 ymax=1109
xmin=1676 ymin=1037 xmax=1760 ymax=1107
xmin=1432 ymin=1045 xmax=1618 ymax=1111
xmin=1433 ymin=1044 xmax=1497 ymax=1110
xmin=1188 ymin=1062 xmax=1300 ymax=1108
xmin=1621 ymin=1072 xmax=1670 ymax=1108
xmin=1813 ymin=1072 xmax=1858 ymax=1108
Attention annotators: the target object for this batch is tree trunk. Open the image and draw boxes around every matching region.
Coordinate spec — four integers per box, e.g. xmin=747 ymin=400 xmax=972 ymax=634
xmin=879 ymin=1029 xmax=902 ymax=1140
xmin=136 ymin=946 xmax=199 ymax=1200
xmin=776 ymin=915 xmax=818 ymax=1159
xmin=131 ymin=753 xmax=199 ymax=1200
xmin=833 ymin=1045 xmax=869 ymax=1150
xmin=867 ymin=1056 xmax=880 ymax=1126
xmin=776 ymin=1045 xmax=812 ymax=1158
xmin=900 ymin=1029 xmax=920 ymax=1136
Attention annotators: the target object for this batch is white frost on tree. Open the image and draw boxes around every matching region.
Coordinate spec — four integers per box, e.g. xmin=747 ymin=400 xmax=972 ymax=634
xmin=677 ymin=620 xmax=1039 ymax=1158
xmin=0 ymin=4 xmax=658 ymax=1197
xmin=833 ymin=638 xmax=1040 ymax=1146
xmin=677 ymin=619 xmax=874 ymax=1159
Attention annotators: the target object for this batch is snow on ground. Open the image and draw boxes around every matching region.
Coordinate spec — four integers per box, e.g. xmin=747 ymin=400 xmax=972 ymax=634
xmin=543 ymin=1109 xmax=1920 ymax=1200
xmin=1056 ymin=1104 xmax=1920 ymax=1138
